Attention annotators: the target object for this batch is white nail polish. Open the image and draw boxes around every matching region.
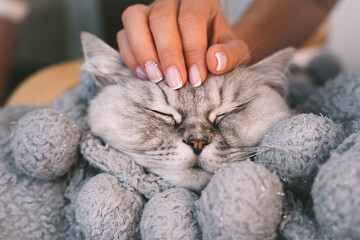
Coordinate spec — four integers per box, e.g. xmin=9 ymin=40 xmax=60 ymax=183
xmin=215 ymin=52 xmax=227 ymax=72
xmin=166 ymin=65 xmax=183 ymax=90
xmin=189 ymin=64 xmax=202 ymax=87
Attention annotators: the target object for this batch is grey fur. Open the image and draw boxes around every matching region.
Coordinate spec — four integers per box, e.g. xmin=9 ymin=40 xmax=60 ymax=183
xmin=3 ymin=33 xmax=358 ymax=240
xmin=82 ymin=32 xmax=292 ymax=191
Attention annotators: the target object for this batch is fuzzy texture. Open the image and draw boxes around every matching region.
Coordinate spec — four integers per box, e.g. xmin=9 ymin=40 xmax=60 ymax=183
xmin=80 ymin=132 xmax=173 ymax=199
xmin=278 ymin=191 xmax=318 ymax=240
xmin=0 ymin=106 xmax=39 ymax=141
xmin=312 ymin=133 xmax=360 ymax=240
xmin=300 ymin=73 xmax=360 ymax=130
xmin=75 ymin=173 xmax=144 ymax=240
xmin=11 ymin=108 xmax=82 ymax=180
xmin=306 ymin=52 xmax=342 ymax=86
xmin=0 ymin=107 xmax=70 ymax=240
xmin=140 ymin=188 xmax=200 ymax=240
xmin=84 ymin=32 xmax=292 ymax=192
xmin=1 ymin=33 xmax=360 ymax=240
xmin=255 ymin=113 xmax=346 ymax=193
xmin=196 ymin=161 xmax=283 ymax=240
xmin=285 ymin=65 xmax=318 ymax=108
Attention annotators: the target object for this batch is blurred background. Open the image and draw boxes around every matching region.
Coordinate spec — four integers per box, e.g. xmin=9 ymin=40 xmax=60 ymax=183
xmin=0 ymin=0 xmax=359 ymax=105
xmin=1 ymin=0 xmax=152 ymax=104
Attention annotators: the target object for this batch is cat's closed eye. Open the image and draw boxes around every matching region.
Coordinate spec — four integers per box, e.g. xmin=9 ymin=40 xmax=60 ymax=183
xmin=213 ymin=102 xmax=251 ymax=127
xmin=148 ymin=109 xmax=177 ymax=125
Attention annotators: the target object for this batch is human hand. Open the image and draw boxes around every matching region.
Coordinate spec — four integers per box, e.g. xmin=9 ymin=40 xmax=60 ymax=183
xmin=118 ymin=0 xmax=250 ymax=89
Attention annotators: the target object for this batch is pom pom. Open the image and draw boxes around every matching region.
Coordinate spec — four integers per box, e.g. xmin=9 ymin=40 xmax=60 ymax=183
xmin=75 ymin=173 xmax=144 ymax=239
xmin=312 ymin=133 xmax=360 ymax=239
xmin=11 ymin=108 xmax=82 ymax=180
xmin=196 ymin=161 xmax=283 ymax=240
xmin=300 ymin=73 xmax=360 ymax=130
xmin=306 ymin=52 xmax=342 ymax=86
xmin=255 ymin=113 xmax=346 ymax=192
xmin=140 ymin=188 xmax=200 ymax=240
xmin=286 ymin=64 xmax=317 ymax=108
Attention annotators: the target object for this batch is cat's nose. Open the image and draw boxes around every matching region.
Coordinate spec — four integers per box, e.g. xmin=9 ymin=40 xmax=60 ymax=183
xmin=184 ymin=139 xmax=209 ymax=155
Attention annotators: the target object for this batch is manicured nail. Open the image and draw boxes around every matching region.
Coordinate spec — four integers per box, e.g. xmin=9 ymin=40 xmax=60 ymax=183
xmin=166 ymin=65 xmax=183 ymax=90
xmin=215 ymin=52 xmax=227 ymax=72
xmin=136 ymin=66 xmax=147 ymax=80
xmin=189 ymin=64 xmax=202 ymax=87
xmin=145 ymin=60 xmax=163 ymax=83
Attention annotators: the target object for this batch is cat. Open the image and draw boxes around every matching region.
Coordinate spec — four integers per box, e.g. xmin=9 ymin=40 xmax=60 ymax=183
xmin=82 ymin=32 xmax=292 ymax=192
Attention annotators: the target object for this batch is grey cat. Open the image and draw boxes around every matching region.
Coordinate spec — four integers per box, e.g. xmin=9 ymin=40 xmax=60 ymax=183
xmin=82 ymin=32 xmax=292 ymax=192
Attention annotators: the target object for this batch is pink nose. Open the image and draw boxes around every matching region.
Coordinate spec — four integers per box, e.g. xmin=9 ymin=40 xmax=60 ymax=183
xmin=187 ymin=139 xmax=209 ymax=154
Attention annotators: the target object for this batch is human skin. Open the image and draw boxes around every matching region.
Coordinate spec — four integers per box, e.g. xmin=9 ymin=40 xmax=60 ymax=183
xmin=118 ymin=0 xmax=337 ymax=89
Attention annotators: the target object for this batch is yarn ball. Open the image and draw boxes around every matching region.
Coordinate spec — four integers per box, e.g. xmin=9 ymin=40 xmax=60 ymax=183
xmin=312 ymin=133 xmax=360 ymax=239
xmin=11 ymin=108 xmax=82 ymax=180
xmin=140 ymin=188 xmax=200 ymax=240
xmin=306 ymin=52 xmax=342 ymax=86
xmin=300 ymin=73 xmax=360 ymax=130
xmin=196 ymin=161 xmax=283 ymax=240
xmin=286 ymin=64 xmax=317 ymax=108
xmin=75 ymin=173 xmax=144 ymax=239
xmin=255 ymin=113 xmax=346 ymax=193
xmin=0 ymin=155 xmax=69 ymax=239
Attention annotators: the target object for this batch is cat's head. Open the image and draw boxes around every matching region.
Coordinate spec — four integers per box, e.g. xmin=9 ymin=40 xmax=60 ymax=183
xmin=82 ymin=32 xmax=292 ymax=191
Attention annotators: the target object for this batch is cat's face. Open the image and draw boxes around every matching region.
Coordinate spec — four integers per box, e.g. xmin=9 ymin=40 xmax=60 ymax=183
xmin=82 ymin=32 xmax=292 ymax=191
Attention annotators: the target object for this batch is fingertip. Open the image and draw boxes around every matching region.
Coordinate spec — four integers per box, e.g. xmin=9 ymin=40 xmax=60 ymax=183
xmin=135 ymin=66 xmax=147 ymax=80
xmin=207 ymin=44 xmax=225 ymax=75
xmin=189 ymin=64 xmax=206 ymax=87
xmin=207 ymin=41 xmax=251 ymax=75
xmin=165 ymin=65 xmax=186 ymax=90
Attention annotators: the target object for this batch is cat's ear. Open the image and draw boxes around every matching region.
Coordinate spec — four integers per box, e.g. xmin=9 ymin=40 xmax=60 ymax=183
xmin=248 ymin=47 xmax=295 ymax=95
xmin=248 ymin=47 xmax=295 ymax=74
xmin=80 ymin=31 xmax=133 ymax=88
xmin=81 ymin=31 xmax=120 ymax=60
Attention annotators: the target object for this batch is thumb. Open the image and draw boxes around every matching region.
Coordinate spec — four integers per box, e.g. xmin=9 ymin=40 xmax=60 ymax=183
xmin=206 ymin=39 xmax=251 ymax=75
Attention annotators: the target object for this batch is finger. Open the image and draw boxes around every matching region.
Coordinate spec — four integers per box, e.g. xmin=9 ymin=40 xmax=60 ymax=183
xmin=117 ymin=30 xmax=147 ymax=79
xmin=178 ymin=0 xmax=210 ymax=87
xmin=149 ymin=0 xmax=187 ymax=90
xmin=122 ymin=4 xmax=164 ymax=82
xmin=207 ymin=39 xmax=251 ymax=75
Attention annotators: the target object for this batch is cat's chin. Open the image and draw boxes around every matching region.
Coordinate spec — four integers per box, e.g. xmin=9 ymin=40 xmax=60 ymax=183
xmin=147 ymin=167 xmax=213 ymax=192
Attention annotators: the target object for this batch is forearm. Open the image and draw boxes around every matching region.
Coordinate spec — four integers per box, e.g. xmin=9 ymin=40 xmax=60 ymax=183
xmin=233 ymin=0 xmax=338 ymax=63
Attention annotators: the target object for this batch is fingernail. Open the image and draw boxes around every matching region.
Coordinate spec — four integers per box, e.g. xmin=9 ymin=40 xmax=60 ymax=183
xmin=136 ymin=66 xmax=147 ymax=80
xmin=189 ymin=64 xmax=202 ymax=87
xmin=145 ymin=60 xmax=163 ymax=83
xmin=166 ymin=65 xmax=183 ymax=90
xmin=215 ymin=52 xmax=227 ymax=72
